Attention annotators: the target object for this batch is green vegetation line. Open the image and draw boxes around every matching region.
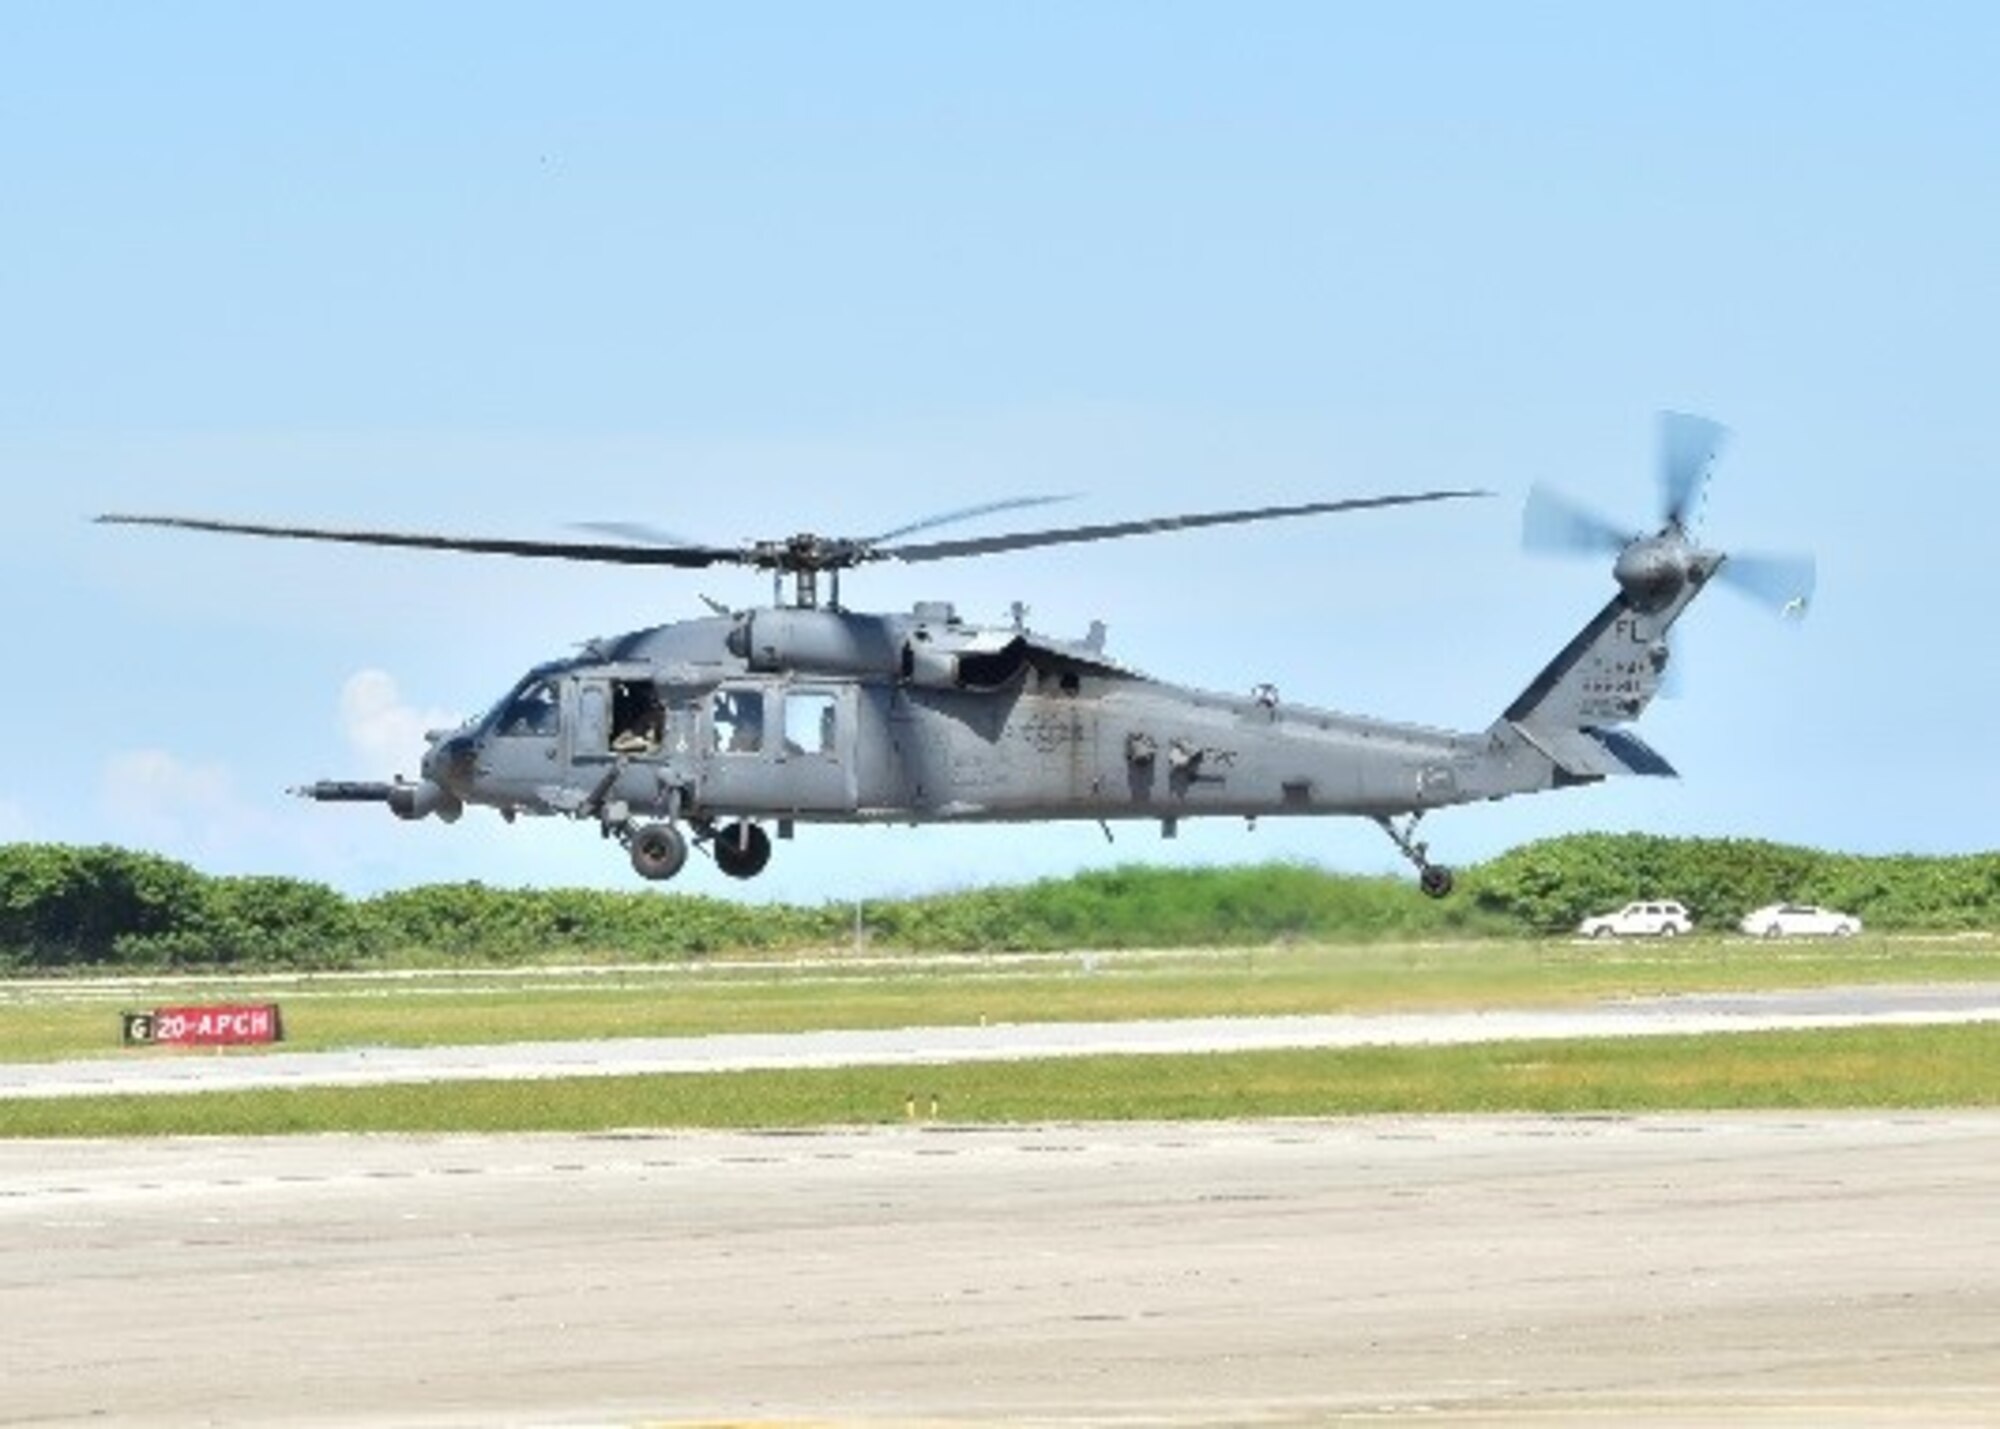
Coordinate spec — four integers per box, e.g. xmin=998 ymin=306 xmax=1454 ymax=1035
xmin=1 ymin=835 xmax=1996 ymax=974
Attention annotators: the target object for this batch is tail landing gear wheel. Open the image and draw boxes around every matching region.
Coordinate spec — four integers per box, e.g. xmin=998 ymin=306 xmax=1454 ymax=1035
xmin=1373 ymin=812 xmax=1455 ymax=899
xmin=628 ymin=823 xmax=688 ymax=881
xmin=714 ymin=821 xmax=772 ymax=880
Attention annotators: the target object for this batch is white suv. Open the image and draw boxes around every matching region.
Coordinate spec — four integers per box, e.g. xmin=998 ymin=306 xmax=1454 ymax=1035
xmin=1577 ymin=900 xmax=1694 ymax=938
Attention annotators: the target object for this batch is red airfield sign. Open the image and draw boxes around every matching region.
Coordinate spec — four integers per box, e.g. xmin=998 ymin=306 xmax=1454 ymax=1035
xmin=122 ymin=1004 xmax=284 ymax=1047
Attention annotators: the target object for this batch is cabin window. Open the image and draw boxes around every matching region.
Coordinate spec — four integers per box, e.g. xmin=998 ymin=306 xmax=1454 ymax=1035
xmin=784 ymin=692 xmax=837 ymax=757
xmin=610 ymin=679 xmax=664 ymax=753
xmin=711 ymin=688 xmax=764 ymax=754
xmin=496 ymin=679 xmax=560 ymax=737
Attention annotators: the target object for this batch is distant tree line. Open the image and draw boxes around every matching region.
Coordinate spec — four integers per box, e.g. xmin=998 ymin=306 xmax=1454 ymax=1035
xmin=1471 ymin=833 xmax=2000 ymax=934
xmin=0 ymin=836 xmax=1994 ymax=971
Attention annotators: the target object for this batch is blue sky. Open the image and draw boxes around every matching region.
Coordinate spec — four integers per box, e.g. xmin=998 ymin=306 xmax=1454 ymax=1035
xmin=3 ymin=3 xmax=1994 ymax=900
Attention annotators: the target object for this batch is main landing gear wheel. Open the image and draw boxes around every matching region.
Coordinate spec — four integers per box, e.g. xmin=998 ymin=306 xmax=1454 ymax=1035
xmin=713 ymin=821 xmax=773 ymax=880
xmin=628 ymin=822 xmax=688 ymax=881
xmin=1373 ymin=812 xmax=1455 ymax=899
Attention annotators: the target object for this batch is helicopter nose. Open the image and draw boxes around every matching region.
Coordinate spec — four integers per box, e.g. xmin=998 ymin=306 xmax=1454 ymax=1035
xmin=422 ymin=733 xmax=480 ymax=792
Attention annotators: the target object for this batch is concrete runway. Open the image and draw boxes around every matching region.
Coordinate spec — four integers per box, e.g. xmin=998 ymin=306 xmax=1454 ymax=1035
xmin=5 ymin=1113 xmax=1998 ymax=1426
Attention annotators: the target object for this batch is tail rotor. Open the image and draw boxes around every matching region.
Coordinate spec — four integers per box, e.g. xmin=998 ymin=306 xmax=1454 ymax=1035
xmin=1524 ymin=410 xmax=1815 ymax=620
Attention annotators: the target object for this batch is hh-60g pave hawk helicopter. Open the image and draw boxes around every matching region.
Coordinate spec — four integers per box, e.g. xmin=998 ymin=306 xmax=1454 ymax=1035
xmin=100 ymin=412 xmax=1811 ymax=896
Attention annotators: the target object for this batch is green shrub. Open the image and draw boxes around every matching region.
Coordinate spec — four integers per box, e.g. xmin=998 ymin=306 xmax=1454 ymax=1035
xmin=1474 ymin=834 xmax=2000 ymax=933
xmin=0 ymin=835 xmax=1994 ymax=971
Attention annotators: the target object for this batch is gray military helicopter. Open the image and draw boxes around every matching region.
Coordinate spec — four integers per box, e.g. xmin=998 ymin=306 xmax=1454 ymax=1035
xmin=99 ymin=412 xmax=1810 ymax=895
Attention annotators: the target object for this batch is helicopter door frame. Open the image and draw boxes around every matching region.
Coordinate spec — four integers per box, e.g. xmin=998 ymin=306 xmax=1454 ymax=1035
xmin=700 ymin=679 xmax=857 ymax=815
xmin=568 ymin=670 xmax=669 ymax=765
xmin=572 ymin=680 xmax=611 ymax=760
xmin=479 ymin=671 xmax=565 ymax=802
xmin=773 ymin=684 xmax=857 ymax=812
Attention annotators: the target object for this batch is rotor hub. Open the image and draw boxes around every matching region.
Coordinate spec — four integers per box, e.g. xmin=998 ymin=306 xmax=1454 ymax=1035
xmin=1613 ymin=538 xmax=1689 ymax=612
xmin=744 ymin=533 xmax=876 ymax=574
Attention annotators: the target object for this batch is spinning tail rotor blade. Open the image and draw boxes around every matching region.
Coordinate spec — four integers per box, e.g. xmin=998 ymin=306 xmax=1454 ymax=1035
xmin=1522 ymin=484 xmax=1633 ymax=557
xmin=1718 ymin=550 xmax=1817 ymax=618
xmin=1660 ymin=633 xmax=1687 ymax=699
xmin=1659 ymin=410 xmax=1728 ymax=529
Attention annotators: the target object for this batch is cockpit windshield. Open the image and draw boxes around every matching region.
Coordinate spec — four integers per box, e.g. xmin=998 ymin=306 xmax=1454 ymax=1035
xmin=492 ymin=677 xmax=561 ymax=737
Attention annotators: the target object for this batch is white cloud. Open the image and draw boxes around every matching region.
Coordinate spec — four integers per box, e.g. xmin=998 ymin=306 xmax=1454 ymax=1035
xmin=0 ymin=797 xmax=30 ymax=843
xmin=95 ymin=748 xmax=389 ymax=883
xmin=339 ymin=670 xmax=459 ymax=778
xmin=99 ymin=749 xmax=276 ymax=857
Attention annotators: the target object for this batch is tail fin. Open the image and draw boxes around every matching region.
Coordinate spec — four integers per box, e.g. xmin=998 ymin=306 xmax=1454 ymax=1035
xmin=1496 ymin=585 xmax=1699 ymax=782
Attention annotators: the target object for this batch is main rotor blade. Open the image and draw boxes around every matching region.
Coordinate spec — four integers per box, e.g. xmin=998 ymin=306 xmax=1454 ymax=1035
xmin=94 ymin=514 xmax=744 ymax=568
xmin=571 ymin=520 xmax=700 ymax=547
xmin=878 ymin=489 xmax=1491 ymax=564
xmin=1659 ymin=410 xmax=1728 ymax=529
xmin=1718 ymin=549 xmax=1817 ymax=618
xmin=866 ymin=494 xmax=1077 ymax=545
xmin=1521 ymin=484 xmax=1634 ymax=557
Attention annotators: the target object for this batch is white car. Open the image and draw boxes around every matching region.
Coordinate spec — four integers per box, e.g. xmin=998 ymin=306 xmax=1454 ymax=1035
xmin=1739 ymin=903 xmax=1862 ymax=938
xmin=1577 ymin=900 xmax=1694 ymax=938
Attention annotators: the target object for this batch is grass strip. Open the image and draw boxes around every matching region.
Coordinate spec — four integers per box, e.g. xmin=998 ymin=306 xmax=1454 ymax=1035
xmin=4 ymin=1023 xmax=1995 ymax=1138
xmin=5 ymin=936 xmax=1998 ymax=1062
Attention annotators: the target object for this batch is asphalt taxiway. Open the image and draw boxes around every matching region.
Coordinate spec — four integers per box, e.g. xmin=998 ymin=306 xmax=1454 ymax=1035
xmin=4 ymin=987 xmax=1997 ymax=1424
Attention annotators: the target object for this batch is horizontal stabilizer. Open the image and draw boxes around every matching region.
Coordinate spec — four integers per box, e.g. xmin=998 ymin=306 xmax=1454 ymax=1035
xmin=1509 ymin=721 xmax=1678 ymax=780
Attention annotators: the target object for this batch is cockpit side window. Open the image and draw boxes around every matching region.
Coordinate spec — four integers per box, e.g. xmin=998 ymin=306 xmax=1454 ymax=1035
xmin=711 ymin=688 xmax=764 ymax=754
xmin=496 ymin=679 xmax=561 ymax=737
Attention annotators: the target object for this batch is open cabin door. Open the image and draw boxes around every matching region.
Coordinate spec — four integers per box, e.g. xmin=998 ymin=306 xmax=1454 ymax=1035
xmin=568 ymin=673 xmax=670 ymax=764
